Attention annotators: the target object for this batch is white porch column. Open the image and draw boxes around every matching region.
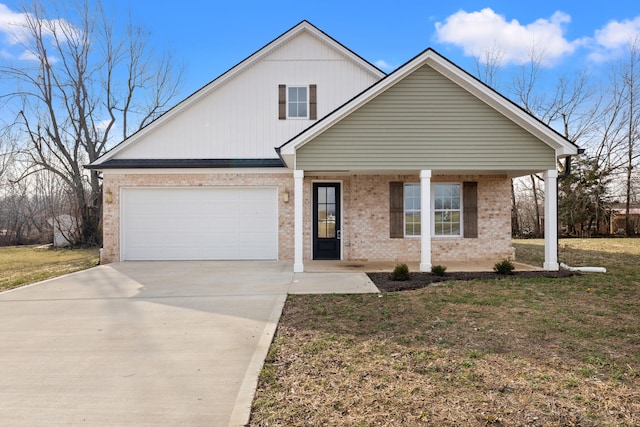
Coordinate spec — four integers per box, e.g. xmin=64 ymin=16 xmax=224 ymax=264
xmin=544 ymin=169 xmax=559 ymax=271
xmin=293 ymin=170 xmax=304 ymax=273
xmin=420 ymin=170 xmax=432 ymax=272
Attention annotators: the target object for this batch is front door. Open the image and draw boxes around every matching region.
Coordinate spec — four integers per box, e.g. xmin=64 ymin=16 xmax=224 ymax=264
xmin=313 ymin=183 xmax=341 ymax=260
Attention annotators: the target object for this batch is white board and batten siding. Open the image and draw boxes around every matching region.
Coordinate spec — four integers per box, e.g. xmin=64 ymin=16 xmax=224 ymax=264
xmin=120 ymin=187 xmax=278 ymax=261
xmin=115 ymin=31 xmax=381 ymax=160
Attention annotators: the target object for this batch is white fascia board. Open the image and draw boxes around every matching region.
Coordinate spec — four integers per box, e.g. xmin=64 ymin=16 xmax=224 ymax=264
xmin=281 ymin=49 xmax=578 ymax=159
xmin=91 ymin=21 xmax=385 ymax=167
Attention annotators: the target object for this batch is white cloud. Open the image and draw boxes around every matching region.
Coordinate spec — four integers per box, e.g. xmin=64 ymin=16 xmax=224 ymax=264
xmin=95 ymin=119 xmax=113 ymax=131
xmin=0 ymin=3 xmax=34 ymax=45
xmin=595 ymin=17 xmax=640 ymax=48
xmin=0 ymin=3 xmax=78 ymax=60
xmin=589 ymin=16 xmax=640 ymax=62
xmin=17 ymin=50 xmax=38 ymax=61
xmin=435 ymin=8 xmax=583 ymax=67
xmin=374 ymin=59 xmax=395 ymax=72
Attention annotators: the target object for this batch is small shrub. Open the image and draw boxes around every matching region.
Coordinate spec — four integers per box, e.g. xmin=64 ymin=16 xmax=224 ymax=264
xmin=391 ymin=263 xmax=410 ymax=281
xmin=431 ymin=265 xmax=447 ymax=276
xmin=493 ymin=259 xmax=515 ymax=275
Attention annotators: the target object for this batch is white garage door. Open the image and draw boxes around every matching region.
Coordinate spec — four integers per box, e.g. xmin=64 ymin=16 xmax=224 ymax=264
xmin=121 ymin=187 xmax=278 ymax=261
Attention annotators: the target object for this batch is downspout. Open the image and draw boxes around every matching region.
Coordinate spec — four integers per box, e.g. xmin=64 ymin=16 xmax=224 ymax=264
xmin=557 ymin=149 xmax=606 ymax=273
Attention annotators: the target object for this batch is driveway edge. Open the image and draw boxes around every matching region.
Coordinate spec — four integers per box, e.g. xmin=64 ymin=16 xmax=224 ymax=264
xmin=228 ymin=294 xmax=287 ymax=426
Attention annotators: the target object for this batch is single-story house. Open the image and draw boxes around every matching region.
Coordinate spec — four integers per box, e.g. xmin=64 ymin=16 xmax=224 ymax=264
xmin=87 ymin=21 xmax=578 ymax=271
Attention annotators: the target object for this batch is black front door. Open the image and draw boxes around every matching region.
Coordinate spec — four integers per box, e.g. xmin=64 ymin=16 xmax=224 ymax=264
xmin=313 ymin=183 xmax=341 ymax=260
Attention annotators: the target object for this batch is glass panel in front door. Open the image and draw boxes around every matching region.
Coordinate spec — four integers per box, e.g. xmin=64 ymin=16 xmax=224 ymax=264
xmin=317 ymin=186 xmax=336 ymax=239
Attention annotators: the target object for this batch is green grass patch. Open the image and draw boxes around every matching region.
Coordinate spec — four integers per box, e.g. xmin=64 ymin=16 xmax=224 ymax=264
xmin=250 ymin=238 xmax=640 ymax=426
xmin=0 ymin=245 xmax=100 ymax=291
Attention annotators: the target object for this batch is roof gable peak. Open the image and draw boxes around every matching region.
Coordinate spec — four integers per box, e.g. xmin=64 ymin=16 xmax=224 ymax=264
xmin=90 ymin=21 xmax=384 ymax=166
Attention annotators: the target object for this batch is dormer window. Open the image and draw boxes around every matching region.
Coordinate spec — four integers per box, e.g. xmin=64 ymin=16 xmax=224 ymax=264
xmin=279 ymin=84 xmax=317 ymax=120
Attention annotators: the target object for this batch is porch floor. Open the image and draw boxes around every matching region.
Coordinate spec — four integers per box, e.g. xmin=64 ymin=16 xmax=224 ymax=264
xmin=304 ymin=260 xmax=540 ymax=273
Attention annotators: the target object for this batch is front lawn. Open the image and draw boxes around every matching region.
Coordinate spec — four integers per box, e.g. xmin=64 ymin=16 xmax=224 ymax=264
xmin=0 ymin=245 xmax=100 ymax=292
xmin=250 ymin=238 xmax=640 ymax=426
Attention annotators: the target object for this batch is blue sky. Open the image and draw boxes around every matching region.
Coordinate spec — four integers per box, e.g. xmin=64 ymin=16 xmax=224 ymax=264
xmin=1 ymin=0 xmax=640 ymax=101
xmin=118 ymin=0 xmax=640 ymax=97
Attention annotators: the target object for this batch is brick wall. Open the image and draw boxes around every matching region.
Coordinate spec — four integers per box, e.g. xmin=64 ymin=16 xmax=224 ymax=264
xmin=303 ymin=174 xmax=514 ymax=262
xmin=431 ymin=175 xmax=515 ymax=262
xmin=102 ymin=172 xmax=513 ymax=265
xmin=101 ymin=172 xmax=294 ymax=263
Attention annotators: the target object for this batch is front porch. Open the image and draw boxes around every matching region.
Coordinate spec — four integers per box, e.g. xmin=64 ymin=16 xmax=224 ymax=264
xmin=292 ymin=170 xmax=559 ymax=273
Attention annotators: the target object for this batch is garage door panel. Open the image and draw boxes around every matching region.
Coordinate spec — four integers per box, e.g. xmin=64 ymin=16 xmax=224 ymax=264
xmin=122 ymin=187 xmax=278 ymax=261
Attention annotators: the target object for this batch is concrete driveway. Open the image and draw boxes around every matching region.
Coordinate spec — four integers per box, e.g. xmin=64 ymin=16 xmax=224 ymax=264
xmin=0 ymin=261 xmax=376 ymax=426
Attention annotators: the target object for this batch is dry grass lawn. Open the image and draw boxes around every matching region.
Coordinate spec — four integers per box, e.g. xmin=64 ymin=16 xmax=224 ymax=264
xmin=250 ymin=238 xmax=640 ymax=426
xmin=0 ymin=245 xmax=100 ymax=291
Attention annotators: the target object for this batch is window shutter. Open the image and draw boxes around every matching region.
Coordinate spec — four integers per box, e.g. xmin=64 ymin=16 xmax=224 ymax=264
xmin=463 ymin=182 xmax=478 ymax=238
xmin=309 ymin=84 xmax=317 ymax=120
xmin=389 ymin=182 xmax=404 ymax=238
xmin=278 ymin=85 xmax=286 ymax=120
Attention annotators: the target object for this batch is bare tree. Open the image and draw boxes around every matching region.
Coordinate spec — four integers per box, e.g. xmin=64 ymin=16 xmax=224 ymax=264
xmin=618 ymin=37 xmax=640 ymax=235
xmin=0 ymin=175 xmax=50 ymax=245
xmin=0 ymin=0 xmax=182 ymax=245
xmin=473 ymin=42 xmax=506 ymax=89
xmin=0 ymin=129 xmax=17 ymax=183
xmin=471 ymin=39 xmax=638 ymax=238
xmin=507 ymin=44 xmax=598 ymax=237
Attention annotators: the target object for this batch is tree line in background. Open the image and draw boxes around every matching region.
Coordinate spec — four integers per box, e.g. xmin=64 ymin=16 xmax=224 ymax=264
xmin=0 ymin=0 xmax=182 ymax=246
xmin=0 ymin=1 xmax=639 ymax=247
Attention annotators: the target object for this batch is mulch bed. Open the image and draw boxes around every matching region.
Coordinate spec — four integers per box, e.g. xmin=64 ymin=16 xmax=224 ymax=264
xmin=367 ymin=269 xmax=579 ymax=292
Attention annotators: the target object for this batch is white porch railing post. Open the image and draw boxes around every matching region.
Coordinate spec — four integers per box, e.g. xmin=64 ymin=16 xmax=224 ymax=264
xmin=420 ymin=170 xmax=432 ymax=272
xmin=544 ymin=169 xmax=559 ymax=271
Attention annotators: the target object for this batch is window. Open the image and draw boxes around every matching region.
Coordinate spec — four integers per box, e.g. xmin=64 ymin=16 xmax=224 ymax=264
xmin=434 ymin=184 xmax=461 ymax=236
xmin=391 ymin=181 xmax=474 ymax=239
xmin=404 ymin=183 xmax=421 ymax=236
xmin=288 ymin=86 xmax=308 ymax=118
xmin=278 ymin=84 xmax=317 ymax=120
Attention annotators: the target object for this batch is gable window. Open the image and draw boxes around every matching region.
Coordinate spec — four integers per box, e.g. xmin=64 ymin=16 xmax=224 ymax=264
xmin=288 ymin=86 xmax=308 ymax=118
xmin=278 ymin=84 xmax=317 ymax=120
xmin=434 ymin=184 xmax=461 ymax=236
